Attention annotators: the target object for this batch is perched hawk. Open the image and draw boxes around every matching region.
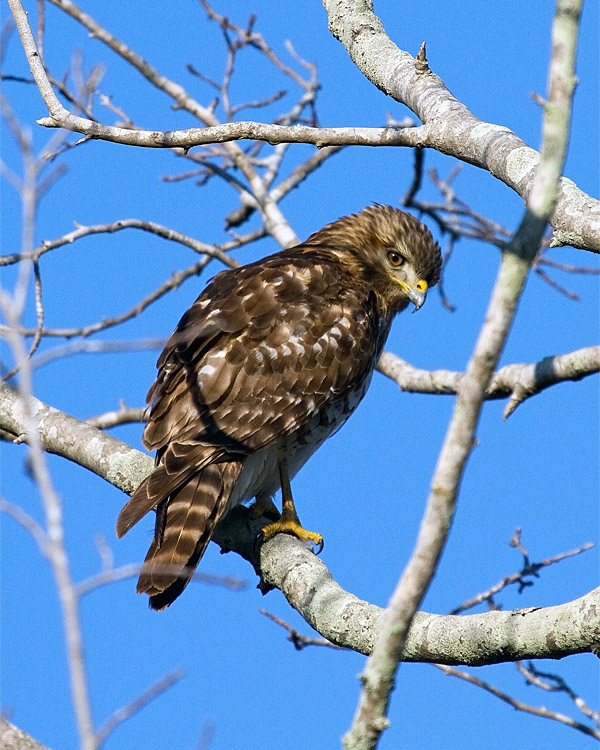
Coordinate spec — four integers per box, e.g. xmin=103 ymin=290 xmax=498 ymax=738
xmin=117 ymin=205 xmax=441 ymax=609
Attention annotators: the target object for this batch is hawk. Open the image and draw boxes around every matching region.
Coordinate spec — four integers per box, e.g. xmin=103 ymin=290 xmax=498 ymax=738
xmin=117 ymin=205 xmax=441 ymax=609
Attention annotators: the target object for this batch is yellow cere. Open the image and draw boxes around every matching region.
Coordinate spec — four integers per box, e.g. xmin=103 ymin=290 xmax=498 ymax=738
xmin=415 ymin=279 xmax=428 ymax=292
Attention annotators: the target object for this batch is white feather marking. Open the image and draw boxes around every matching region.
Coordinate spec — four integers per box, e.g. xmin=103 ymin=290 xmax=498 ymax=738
xmin=288 ymin=335 xmax=306 ymax=357
xmin=263 ymin=346 xmax=278 ymax=360
xmin=197 ymin=363 xmax=216 ymax=378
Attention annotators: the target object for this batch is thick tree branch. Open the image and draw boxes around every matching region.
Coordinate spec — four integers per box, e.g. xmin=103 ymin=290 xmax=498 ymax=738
xmin=6 ymin=0 xmax=598 ymax=252
xmin=343 ymin=2 xmax=582 ymax=747
xmin=2 ymin=383 xmax=597 ymax=667
xmin=0 ymin=719 xmax=50 ymax=750
xmin=322 ymin=0 xmax=599 ymax=253
xmin=0 ymin=382 xmax=152 ymax=495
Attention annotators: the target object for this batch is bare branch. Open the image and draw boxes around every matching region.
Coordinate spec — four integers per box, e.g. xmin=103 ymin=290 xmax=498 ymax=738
xmin=0 ymin=497 xmax=48 ymax=554
xmin=44 ymin=0 xmax=299 ymax=248
xmin=200 ymin=0 xmax=310 ymax=91
xmin=322 ymin=0 xmax=598 ymax=253
xmin=0 ymin=718 xmax=51 ymax=750
xmin=344 ymin=2 xmax=582 ymax=745
xmin=76 ymin=563 xmax=246 ymax=598
xmin=516 ymin=661 xmax=600 ymax=727
xmin=450 ymin=540 xmax=594 ymax=614
xmin=377 ymin=345 xmax=600 ymax=418
xmin=2 ymin=258 xmax=217 ymax=340
xmin=259 ymin=608 xmax=345 ymax=651
xmin=30 ymin=339 xmax=164 ymax=372
xmin=0 ymin=218 xmax=240 ymax=268
xmin=85 ymin=403 xmax=147 ymax=430
xmin=0 ymin=297 xmax=95 ymax=750
xmin=216 ymin=509 xmax=600 ymax=665
xmin=0 ymin=382 xmax=153 ymax=496
xmin=95 ymin=669 xmax=185 ymax=749
xmin=32 ymin=114 xmax=427 ymax=151
xmin=434 ymin=664 xmax=600 ymax=740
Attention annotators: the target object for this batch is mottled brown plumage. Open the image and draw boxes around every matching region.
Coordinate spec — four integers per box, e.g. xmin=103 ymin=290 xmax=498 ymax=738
xmin=117 ymin=205 xmax=441 ymax=609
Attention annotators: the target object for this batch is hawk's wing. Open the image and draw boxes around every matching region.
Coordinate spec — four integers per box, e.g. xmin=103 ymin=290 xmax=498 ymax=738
xmin=146 ymin=248 xmax=384 ymax=454
xmin=116 ymin=249 xmax=384 ymax=538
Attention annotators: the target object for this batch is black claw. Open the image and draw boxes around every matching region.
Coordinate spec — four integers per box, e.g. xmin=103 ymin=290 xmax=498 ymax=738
xmin=314 ymin=538 xmax=324 ymax=556
xmin=254 ymin=529 xmax=265 ymax=555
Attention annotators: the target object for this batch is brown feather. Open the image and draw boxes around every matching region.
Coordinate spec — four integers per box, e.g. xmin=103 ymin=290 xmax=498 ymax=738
xmin=117 ymin=205 xmax=442 ymax=609
xmin=137 ymin=460 xmax=242 ymax=610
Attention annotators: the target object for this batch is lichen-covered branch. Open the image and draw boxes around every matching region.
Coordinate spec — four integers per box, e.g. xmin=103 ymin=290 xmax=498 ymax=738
xmin=258 ymin=535 xmax=600 ymax=665
xmin=343 ymin=2 xmax=583 ymax=747
xmin=0 ymin=382 xmax=153 ymax=495
xmin=2 ymin=383 xmax=598 ymax=668
xmin=6 ymin=0 xmax=598 ymax=252
xmin=0 ymin=719 xmax=50 ymax=750
xmin=322 ymin=0 xmax=599 ymax=253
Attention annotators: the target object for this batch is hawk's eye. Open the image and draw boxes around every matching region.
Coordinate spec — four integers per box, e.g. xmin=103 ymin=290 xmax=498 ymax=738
xmin=387 ymin=250 xmax=405 ymax=268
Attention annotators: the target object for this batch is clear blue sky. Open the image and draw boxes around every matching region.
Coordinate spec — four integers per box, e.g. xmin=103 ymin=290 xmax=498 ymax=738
xmin=1 ymin=2 xmax=598 ymax=749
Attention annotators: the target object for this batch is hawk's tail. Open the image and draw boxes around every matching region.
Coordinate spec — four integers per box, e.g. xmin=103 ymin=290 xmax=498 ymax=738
xmin=119 ymin=460 xmax=242 ymax=610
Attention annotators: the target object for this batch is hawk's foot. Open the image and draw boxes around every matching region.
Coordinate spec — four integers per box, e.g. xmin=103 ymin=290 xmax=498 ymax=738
xmin=258 ymin=516 xmax=324 ymax=555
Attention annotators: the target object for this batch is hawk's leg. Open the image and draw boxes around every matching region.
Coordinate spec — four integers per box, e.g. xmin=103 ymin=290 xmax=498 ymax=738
xmin=258 ymin=454 xmax=324 ymax=553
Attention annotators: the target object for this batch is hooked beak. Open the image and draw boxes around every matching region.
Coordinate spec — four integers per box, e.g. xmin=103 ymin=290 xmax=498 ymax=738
xmin=396 ymin=280 xmax=428 ymax=312
xmin=407 ymin=286 xmax=427 ymax=312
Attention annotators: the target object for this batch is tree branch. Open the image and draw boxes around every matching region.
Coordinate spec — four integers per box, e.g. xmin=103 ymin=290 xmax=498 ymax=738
xmin=0 ymin=218 xmax=241 ymax=268
xmin=7 ymin=0 xmax=299 ymax=249
xmin=377 ymin=345 xmax=600 ymax=419
xmin=6 ymin=0 xmax=598 ymax=252
xmin=217 ymin=510 xmax=600 ymax=664
xmin=434 ymin=664 xmax=600 ymax=740
xmin=0 ymin=382 xmax=152 ymax=495
xmin=2 ymin=383 xmax=597 ymax=668
xmin=0 ymin=719 xmax=50 ymax=750
xmin=322 ymin=0 xmax=599 ymax=253
xmin=343 ymin=1 xmax=583 ymax=746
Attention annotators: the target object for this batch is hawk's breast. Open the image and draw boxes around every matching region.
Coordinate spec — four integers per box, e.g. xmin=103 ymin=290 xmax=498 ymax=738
xmin=225 ymin=368 xmax=375 ymax=512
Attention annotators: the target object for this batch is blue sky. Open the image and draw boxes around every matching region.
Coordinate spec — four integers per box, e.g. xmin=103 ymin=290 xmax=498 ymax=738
xmin=1 ymin=2 xmax=598 ymax=749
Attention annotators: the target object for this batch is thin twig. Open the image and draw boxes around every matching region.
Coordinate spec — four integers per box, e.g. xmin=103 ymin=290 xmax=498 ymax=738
xmin=0 ymin=497 xmax=48 ymax=554
xmin=259 ymin=608 xmax=345 ymax=651
xmin=435 ymin=664 xmax=600 ymax=740
xmin=76 ymin=563 xmax=246 ymax=598
xmin=95 ymin=669 xmax=185 ymax=748
xmin=450 ymin=540 xmax=594 ymax=615
xmin=30 ymin=338 xmax=165 ymax=371
xmin=516 ymin=661 xmax=600 ymax=727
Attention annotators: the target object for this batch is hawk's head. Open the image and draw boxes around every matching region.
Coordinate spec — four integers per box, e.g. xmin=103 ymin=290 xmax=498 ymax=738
xmin=304 ymin=204 xmax=442 ymax=315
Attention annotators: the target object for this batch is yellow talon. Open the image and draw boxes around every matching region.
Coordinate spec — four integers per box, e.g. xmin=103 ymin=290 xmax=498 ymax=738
xmin=260 ymin=517 xmax=324 ymax=553
xmin=255 ymin=452 xmax=324 ymax=554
